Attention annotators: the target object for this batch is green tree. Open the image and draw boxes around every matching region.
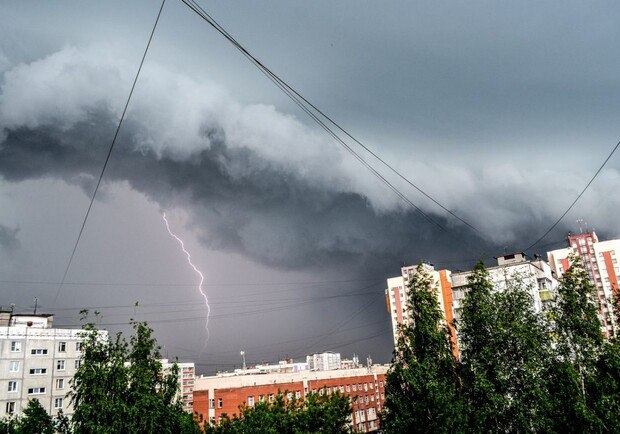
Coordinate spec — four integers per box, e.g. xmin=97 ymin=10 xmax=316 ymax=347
xmin=458 ymin=262 xmax=552 ymax=432
xmin=14 ymin=399 xmax=55 ymax=434
xmin=588 ymin=288 xmax=620 ymax=431
xmin=545 ymin=257 xmax=604 ymax=432
xmin=204 ymin=390 xmax=351 ymax=434
xmin=70 ymin=313 xmax=201 ymax=434
xmin=380 ymin=264 xmax=465 ymax=433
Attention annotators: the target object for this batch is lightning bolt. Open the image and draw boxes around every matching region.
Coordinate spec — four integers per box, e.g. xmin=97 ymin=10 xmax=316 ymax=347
xmin=162 ymin=212 xmax=210 ymax=349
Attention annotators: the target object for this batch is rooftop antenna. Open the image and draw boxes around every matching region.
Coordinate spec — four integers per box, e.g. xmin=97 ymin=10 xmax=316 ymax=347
xmin=576 ymin=218 xmax=584 ymax=234
xmin=240 ymin=350 xmax=246 ymax=373
xmin=33 ymin=297 xmax=38 ymax=315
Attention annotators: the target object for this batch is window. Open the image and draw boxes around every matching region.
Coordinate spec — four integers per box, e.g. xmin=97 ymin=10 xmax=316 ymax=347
xmin=352 ymin=384 xmax=357 ymax=391
xmin=56 ymin=360 xmax=66 ymax=371
xmin=7 ymin=381 xmax=17 ymax=392
xmin=75 ymin=360 xmax=81 ymax=369
xmin=217 ymin=398 xmax=223 ymax=408
xmin=54 ymin=398 xmax=63 ymax=409
xmin=9 ymin=361 xmax=19 ymax=373
xmin=76 ymin=342 xmax=82 ymax=351
xmin=258 ymin=395 xmax=264 ymax=403
xmin=56 ymin=379 xmax=65 ymax=389
xmin=28 ymin=387 xmax=45 ymax=394
xmin=209 ymin=398 xmax=214 ymax=409
xmin=346 ymin=385 xmax=350 ymax=392
xmin=10 ymin=342 xmax=21 ymax=352
xmin=247 ymin=396 xmax=254 ymax=407
xmin=29 ymin=368 xmax=47 ymax=375
xmin=287 ymin=392 xmax=293 ymax=400
xmin=268 ymin=394 xmax=274 ymax=403
xmin=5 ymin=402 xmax=15 ymax=414
xmin=31 ymin=349 xmax=48 ymax=355
xmin=58 ymin=342 xmax=66 ymax=352
xmin=295 ymin=391 xmax=301 ymax=399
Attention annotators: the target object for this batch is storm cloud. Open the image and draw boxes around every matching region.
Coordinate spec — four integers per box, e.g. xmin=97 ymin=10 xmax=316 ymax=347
xmin=1 ymin=45 xmax=620 ymax=276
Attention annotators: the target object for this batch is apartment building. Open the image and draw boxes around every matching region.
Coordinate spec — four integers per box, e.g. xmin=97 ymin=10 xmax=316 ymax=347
xmin=307 ymin=352 xmax=341 ymax=371
xmin=194 ymin=365 xmax=388 ymax=433
xmin=451 ymin=253 xmax=557 ymax=324
xmin=548 ymin=232 xmax=620 ymax=337
xmin=0 ymin=311 xmax=107 ymax=417
xmin=385 ymin=263 xmax=457 ymax=354
xmin=161 ymin=359 xmax=195 ymax=413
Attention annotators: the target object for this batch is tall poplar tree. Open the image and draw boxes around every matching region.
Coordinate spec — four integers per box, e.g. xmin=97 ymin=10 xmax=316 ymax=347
xmin=545 ymin=257 xmax=604 ymax=431
xmin=458 ymin=262 xmax=551 ymax=432
xmin=380 ymin=264 xmax=464 ymax=433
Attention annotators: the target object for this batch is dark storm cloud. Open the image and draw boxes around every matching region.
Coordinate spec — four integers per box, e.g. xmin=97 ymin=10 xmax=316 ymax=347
xmin=1 ymin=45 xmax=619 ymax=278
xmin=0 ymin=109 xmax=491 ymax=275
xmin=0 ymin=224 xmax=20 ymax=251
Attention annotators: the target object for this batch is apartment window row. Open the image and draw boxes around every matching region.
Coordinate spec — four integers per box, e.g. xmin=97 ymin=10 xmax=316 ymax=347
xmin=10 ymin=341 xmax=82 ymax=354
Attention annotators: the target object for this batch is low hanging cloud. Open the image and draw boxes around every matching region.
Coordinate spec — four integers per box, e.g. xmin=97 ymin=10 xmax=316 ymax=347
xmin=1 ymin=46 xmax=619 ymax=273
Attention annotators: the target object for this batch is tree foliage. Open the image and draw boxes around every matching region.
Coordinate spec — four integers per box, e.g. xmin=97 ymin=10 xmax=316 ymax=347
xmin=380 ymin=264 xmax=464 ymax=433
xmin=69 ymin=314 xmax=201 ymax=434
xmin=0 ymin=399 xmax=59 ymax=434
xmin=381 ymin=258 xmax=620 ymax=433
xmin=203 ymin=390 xmax=351 ymax=434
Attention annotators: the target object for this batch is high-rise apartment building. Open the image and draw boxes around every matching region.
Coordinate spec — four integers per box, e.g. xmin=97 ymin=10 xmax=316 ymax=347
xmin=161 ymin=359 xmax=195 ymax=413
xmin=0 ymin=311 xmax=107 ymax=417
xmin=385 ymin=263 xmax=457 ymax=355
xmin=451 ymin=253 xmax=557 ymax=324
xmin=548 ymin=232 xmax=620 ymax=337
xmin=307 ymin=352 xmax=341 ymax=371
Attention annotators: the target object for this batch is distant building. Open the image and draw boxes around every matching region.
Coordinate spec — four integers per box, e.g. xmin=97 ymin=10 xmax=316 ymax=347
xmin=548 ymin=232 xmax=620 ymax=337
xmin=161 ymin=359 xmax=195 ymax=413
xmin=307 ymin=352 xmax=341 ymax=371
xmin=0 ymin=311 xmax=107 ymax=418
xmin=385 ymin=263 xmax=457 ymax=355
xmin=193 ymin=365 xmax=388 ymax=433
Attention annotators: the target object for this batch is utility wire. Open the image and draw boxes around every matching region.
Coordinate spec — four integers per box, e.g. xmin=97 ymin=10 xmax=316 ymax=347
xmin=5 ymin=277 xmax=380 ymax=288
xmin=52 ymin=0 xmax=166 ymax=305
xmin=523 ymin=139 xmax=620 ymax=252
xmin=180 ymin=0 xmax=479 ymax=245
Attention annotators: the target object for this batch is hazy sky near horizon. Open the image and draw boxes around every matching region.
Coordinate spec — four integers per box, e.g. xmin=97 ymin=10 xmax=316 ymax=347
xmin=2 ymin=1 xmax=620 ymax=371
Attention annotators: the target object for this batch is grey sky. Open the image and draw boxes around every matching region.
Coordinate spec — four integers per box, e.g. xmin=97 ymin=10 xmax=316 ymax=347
xmin=1 ymin=1 xmax=620 ymax=372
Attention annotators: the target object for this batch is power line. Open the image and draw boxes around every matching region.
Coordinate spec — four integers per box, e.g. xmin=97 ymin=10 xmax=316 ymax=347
xmin=180 ymin=0 xmax=480 ymax=248
xmin=52 ymin=0 xmax=167 ymax=305
xmin=523 ymin=139 xmax=620 ymax=252
xmin=3 ymin=277 xmax=380 ymax=288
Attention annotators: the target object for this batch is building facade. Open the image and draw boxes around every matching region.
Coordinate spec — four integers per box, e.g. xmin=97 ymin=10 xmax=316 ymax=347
xmin=0 ymin=311 xmax=107 ymax=418
xmin=548 ymin=232 xmax=620 ymax=337
xmin=161 ymin=359 xmax=195 ymax=413
xmin=194 ymin=365 xmax=388 ymax=433
xmin=307 ymin=352 xmax=341 ymax=371
xmin=385 ymin=264 xmax=457 ymax=355
xmin=451 ymin=253 xmax=557 ymax=324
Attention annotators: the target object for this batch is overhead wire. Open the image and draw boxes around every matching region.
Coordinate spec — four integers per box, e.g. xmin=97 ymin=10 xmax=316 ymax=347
xmin=523 ymin=139 xmax=620 ymax=252
xmin=180 ymin=0 xmax=480 ymax=251
xmin=52 ymin=0 xmax=167 ymax=305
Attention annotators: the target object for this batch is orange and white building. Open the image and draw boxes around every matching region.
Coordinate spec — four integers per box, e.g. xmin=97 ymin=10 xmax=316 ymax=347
xmin=161 ymin=359 xmax=195 ymax=413
xmin=385 ymin=263 xmax=457 ymax=356
xmin=548 ymin=232 xmax=620 ymax=337
xmin=193 ymin=365 xmax=388 ymax=433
